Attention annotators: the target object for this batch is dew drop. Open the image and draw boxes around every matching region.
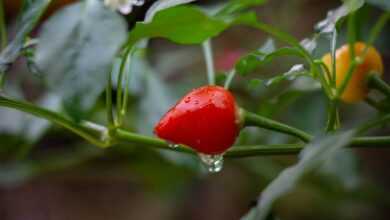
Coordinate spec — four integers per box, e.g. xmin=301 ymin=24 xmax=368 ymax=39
xmin=198 ymin=153 xmax=224 ymax=173
xmin=184 ymin=97 xmax=191 ymax=103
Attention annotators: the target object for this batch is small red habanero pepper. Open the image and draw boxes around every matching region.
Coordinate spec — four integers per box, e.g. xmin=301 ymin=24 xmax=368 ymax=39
xmin=154 ymin=85 xmax=241 ymax=155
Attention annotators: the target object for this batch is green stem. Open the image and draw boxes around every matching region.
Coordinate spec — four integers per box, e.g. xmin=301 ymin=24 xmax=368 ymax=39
xmin=316 ymin=60 xmax=332 ymax=83
xmin=347 ymin=12 xmax=357 ymax=59
xmin=1 ymin=95 xmax=389 ymax=158
xmin=224 ymin=69 xmax=236 ymax=89
xmin=115 ymin=128 xmax=194 ymax=154
xmin=106 ymin=68 xmax=115 ymax=128
xmin=352 ymin=136 xmax=390 ymax=146
xmin=331 ymin=29 xmax=337 ymax=88
xmin=116 ymin=46 xmax=132 ymax=126
xmin=202 ymin=39 xmax=215 ymax=85
xmin=359 ymin=12 xmax=389 ymax=67
xmin=364 ymin=96 xmax=382 ymax=112
xmin=326 ymin=101 xmax=340 ymax=132
xmin=0 ymin=94 xmax=108 ymax=148
xmin=0 ymin=71 xmax=4 ymax=90
xmin=357 ymin=113 xmax=390 ymax=134
xmin=336 ymin=59 xmax=357 ymax=97
xmin=0 ymin=0 xmax=6 ymax=50
xmin=115 ymin=128 xmax=390 ymax=157
xmin=367 ymin=73 xmax=390 ymax=99
xmin=367 ymin=12 xmax=390 ymax=47
xmin=120 ymin=50 xmax=133 ymax=121
xmin=242 ymin=109 xmax=312 ymax=143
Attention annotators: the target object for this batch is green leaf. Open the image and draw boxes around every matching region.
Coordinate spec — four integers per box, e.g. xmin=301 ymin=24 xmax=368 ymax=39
xmin=244 ymin=130 xmax=355 ymax=220
xmin=366 ymin=0 xmax=390 ymax=11
xmin=34 ymin=0 xmax=127 ymax=119
xmin=236 ymin=46 xmax=303 ymax=76
xmin=0 ymin=0 xmax=50 ymax=72
xmin=216 ymin=0 xmax=266 ymax=17
xmin=128 ymin=6 xmax=228 ymax=45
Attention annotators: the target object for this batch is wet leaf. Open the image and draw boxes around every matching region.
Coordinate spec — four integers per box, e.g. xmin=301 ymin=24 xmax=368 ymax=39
xmin=244 ymin=130 xmax=355 ymax=220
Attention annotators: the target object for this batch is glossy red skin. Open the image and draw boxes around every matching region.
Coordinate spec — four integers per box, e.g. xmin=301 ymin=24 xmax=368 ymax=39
xmin=154 ymin=86 xmax=240 ymax=155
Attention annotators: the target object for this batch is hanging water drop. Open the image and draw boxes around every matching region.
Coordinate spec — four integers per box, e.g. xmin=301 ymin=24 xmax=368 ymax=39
xmin=198 ymin=153 xmax=224 ymax=173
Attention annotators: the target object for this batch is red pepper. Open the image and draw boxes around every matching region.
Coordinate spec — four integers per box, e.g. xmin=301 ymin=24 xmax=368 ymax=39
xmin=154 ymin=85 xmax=241 ymax=155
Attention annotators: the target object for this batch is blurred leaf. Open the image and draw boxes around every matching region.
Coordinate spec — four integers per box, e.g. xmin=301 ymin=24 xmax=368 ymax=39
xmin=236 ymin=47 xmax=303 ymax=76
xmin=137 ymin=72 xmax=175 ymax=135
xmin=128 ymin=6 xmax=228 ymax=45
xmin=248 ymin=79 xmax=264 ymax=90
xmin=315 ymin=0 xmax=364 ymax=33
xmin=0 ymin=0 xmax=50 ymax=72
xmin=35 ymin=0 xmax=127 ymax=120
xmin=321 ymin=149 xmax=361 ymax=190
xmin=286 ymin=92 xmax=327 ymax=135
xmin=216 ymin=0 xmax=266 ymax=17
xmin=366 ymin=0 xmax=390 ymax=11
xmin=244 ymin=130 xmax=355 ymax=220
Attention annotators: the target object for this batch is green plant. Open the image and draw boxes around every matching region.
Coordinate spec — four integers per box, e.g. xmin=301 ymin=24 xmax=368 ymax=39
xmin=0 ymin=0 xmax=389 ymax=219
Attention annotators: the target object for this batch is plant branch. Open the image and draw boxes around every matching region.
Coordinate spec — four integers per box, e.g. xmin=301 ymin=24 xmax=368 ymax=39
xmin=114 ymin=128 xmax=390 ymax=157
xmin=326 ymin=101 xmax=340 ymax=132
xmin=367 ymin=73 xmax=390 ymax=99
xmin=367 ymin=12 xmax=390 ymax=47
xmin=242 ymin=109 xmax=313 ymax=142
xmin=0 ymin=94 xmax=108 ymax=148
xmin=364 ymin=96 xmax=383 ymax=111
xmin=202 ymin=39 xmax=216 ymax=85
xmin=116 ymin=46 xmax=132 ymax=126
xmin=1 ymin=94 xmax=389 ymax=158
xmin=106 ymin=68 xmax=115 ymax=128
xmin=224 ymin=69 xmax=236 ymax=89
xmin=336 ymin=59 xmax=357 ymax=97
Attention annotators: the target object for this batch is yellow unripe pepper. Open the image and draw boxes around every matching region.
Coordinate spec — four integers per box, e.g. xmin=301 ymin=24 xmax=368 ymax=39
xmin=322 ymin=42 xmax=383 ymax=103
